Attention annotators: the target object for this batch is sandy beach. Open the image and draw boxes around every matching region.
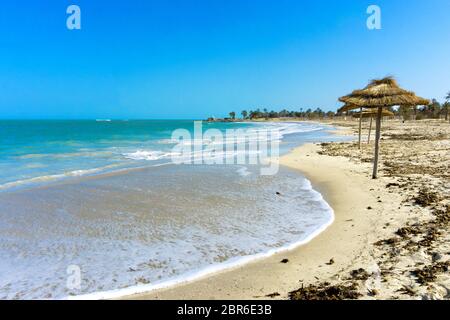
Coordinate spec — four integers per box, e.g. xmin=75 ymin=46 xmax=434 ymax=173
xmin=124 ymin=119 xmax=449 ymax=300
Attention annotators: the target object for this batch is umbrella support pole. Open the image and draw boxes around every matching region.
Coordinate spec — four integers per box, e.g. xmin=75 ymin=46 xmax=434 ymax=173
xmin=368 ymin=116 xmax=373 ymax=144
xmin=372 ymin=107 xmax=383 ymax=179
xmin=358 ymin=107 xmax=362 ymax=149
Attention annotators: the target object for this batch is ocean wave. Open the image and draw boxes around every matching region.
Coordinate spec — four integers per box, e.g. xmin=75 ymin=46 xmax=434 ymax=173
xmin=122 ymin=150 xmax=190 ymax=161
xmin=122 ymin=148 xmax=262 ymax=163
xmin=155 ymin=122 xmax=324 ymax=146
xmin=0 ymin=165 xmax=121 ymax=191
xmin=123 ymin=150 xmax=168 ymax=161
xmin=17 ymin=151 xmax=114 ymax=160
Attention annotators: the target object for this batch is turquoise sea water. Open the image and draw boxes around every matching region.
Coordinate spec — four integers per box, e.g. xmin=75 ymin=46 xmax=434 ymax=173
xmin=0 ymin=120 xmax=335 ymax=190
xmin=0 ymin=120 xmax=342 ymax=299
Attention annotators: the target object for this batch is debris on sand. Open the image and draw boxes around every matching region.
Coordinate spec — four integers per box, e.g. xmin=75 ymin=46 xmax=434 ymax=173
xmin=433 ymin=205 xmax=450 ymax=226
xmin=386 ymin=183 xmax=400 ymax=188
xmin=280 ymin=259 xmax=289 ymax=264
xmin=266 ymin=292 xmax=281 ymax=298
xmin=396 ymin=285 xmax=416 ymax=296
xmin=411 ymin=261 xmax=450 ymax=285
xmin=418 ymin=228 xmax=441 ymax=247
xmin=135 ymin=277 xmax=150 ymax=284
xmin=289 ymin=282 xmax=361 ymax=300
xmin=432 ymin=252 xmax=443 ymax=263
xmin=367 ymin=288 xmax=378 ymax=296
xmin=374 ymin=237 xmax=400 ymax=246
xmin=350 ymin=268 xmax=371 ymax=281
xmin=284 ymin=120 xmax=450 ymax=300
xmin=413 ymin=188 xmax=441 ymax=207
xmin=395 ymin=226 xmax=421 ymax=238
xmin=326 ymin=258 xmax=335 ymax=265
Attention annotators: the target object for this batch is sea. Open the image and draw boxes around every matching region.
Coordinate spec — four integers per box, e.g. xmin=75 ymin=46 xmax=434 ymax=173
xmin=0 ymin=120 xmax=344 ymax=299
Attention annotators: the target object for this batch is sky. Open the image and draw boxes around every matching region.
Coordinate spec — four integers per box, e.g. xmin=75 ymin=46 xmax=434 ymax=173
xmin=0 ymin=0 xmax=449 ymax=119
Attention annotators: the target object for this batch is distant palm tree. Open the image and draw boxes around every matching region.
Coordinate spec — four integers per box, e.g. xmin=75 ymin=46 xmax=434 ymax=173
xmin=444 ymin=102 xmax=449 ymax=121
xmin=229 ymin=112 xmax=236 ymax=120
xmin=241 ymin=110 xmax=248 ymax=119
xmin=443 ymin=91 xmax=449 ymax=121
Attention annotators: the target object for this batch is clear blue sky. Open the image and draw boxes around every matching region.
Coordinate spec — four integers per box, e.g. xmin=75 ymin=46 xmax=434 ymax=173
xmin=0 ymin=0 xmax=449 ymax=119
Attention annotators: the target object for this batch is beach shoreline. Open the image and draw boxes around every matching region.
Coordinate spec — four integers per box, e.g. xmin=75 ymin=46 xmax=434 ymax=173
xmin=119 ymin=119 xmax=449 ymax=300
xmin=117 ymin=125 xmax=385 ymax=300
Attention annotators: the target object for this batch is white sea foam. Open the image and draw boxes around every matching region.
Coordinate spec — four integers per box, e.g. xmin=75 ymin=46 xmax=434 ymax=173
xmin=236 ymin=167 xmax=252 ymax=177
xmin=123 ymin=150 xmax=168 ymax=161
xmin=67 ymin=177 xmax=334 ymax=300
xmin=122 ymin=122 xmax=326 ymax=164
xmin=155 ymin=122 xmax=325 ymax=146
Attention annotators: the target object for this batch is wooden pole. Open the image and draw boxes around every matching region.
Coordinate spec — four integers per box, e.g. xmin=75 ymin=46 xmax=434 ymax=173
xmin=445 ymin=103 xmax=449 ymax=121
xmin=372 ymin=107 xmax=383 ymax=179
xmin=358 ymin=107 xmax=363 ymax=149
xmin=368 ymin=116 xmax=373 ymax=144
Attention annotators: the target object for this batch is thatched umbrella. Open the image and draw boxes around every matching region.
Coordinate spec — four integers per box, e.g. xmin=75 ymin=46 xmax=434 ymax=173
xmin=339 ymin=77 xmax=429 ymax=179
xmin=338 ymin=104 xmax=360 ymax=113
xmin=352 ymin=109 xmax=395 ymax=144
xmin=338 ymin=104 xmax=394 ymax=148
xmin=351 ymin=110 xmax=394 ymax=118
xmin=338 ymin=104 xmax=365 ymax=149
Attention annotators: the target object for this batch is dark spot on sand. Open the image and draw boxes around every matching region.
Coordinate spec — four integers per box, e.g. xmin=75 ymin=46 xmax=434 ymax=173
xmin=367 ymin=289 xmax=378 ymax=296
xmin=395 ymin=226 xmax=421 ymax=238
xmin=386 ymin=183 xmax=400 ymax=188
xmin=326 ymin=258 xmax=335 ymax=265
xmin=135 ymin=277 xmax=150 ymax=284
xmin=266 ymin=292 xmax=280 ymax=298
xmin=432 ymin=252 xmax=442 ymax=263
xmin=396 ymin=285 xmax=416 ymax=296
xmin=374 ymin=237 xmax=400 ymax=246
xmin=281 ymin=259 xmax=289 ymax=264
xmin=350 ymin=268 xmax=371 ymax=280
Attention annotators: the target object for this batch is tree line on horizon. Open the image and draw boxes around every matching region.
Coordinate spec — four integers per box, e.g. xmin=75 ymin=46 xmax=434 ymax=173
xmin=222 ymin=91 xmax=450 ymax=121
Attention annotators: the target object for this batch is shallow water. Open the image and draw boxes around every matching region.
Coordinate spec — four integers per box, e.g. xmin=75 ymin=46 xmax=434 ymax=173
xmin=0 ymin=120 xmax=344 ymax=299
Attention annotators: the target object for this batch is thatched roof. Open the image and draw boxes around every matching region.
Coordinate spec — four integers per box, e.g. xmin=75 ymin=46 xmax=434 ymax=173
xmin=338 ymin=104 xmax=363 ymax=113
xmin=339 ymin=77 xmax=430 ymax=109
xmin=352 ymin=110 xmax=394 ymax=118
